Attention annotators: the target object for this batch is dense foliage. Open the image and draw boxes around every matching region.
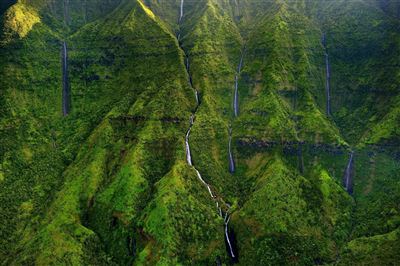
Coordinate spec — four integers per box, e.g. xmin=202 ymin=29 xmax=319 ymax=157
xmin=0 ymin=0 xmax=399 ymax=265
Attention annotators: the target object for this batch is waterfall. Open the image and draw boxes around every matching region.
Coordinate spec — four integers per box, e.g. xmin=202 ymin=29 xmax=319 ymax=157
xmin=228 ymin=128 xmax=235 ymax=173
xmin=323 ymin=33 xmax=331 ymax=116
xmin=225 ymin=220 xmax=235 ymax=258
xmin=233 ymin=52 xmax=244 ymax=117
xmin=325 ymin=52 xmax=331 ymax=116
xmin=343 ymin=152 xmax=354 ymax=193
xmin=238 ymin=53 xmax=243 ymax=73
xmin=62 ymin=42 xmax=70 ymax=116
xmin=186 ymin=57 xmax=199 ymax=105
xmin=178 ymin=3 xmax=237 ymax=262
xmin=234 ymin=75 xmax=239 ymax=117
xmin=195 ymin=90 xmax=199 ymax=105
xmin=185 ymin=127 xmax=192 ymax=166
xmin=194 ymin=169 xmax=206 ymax=185
xmin=194 ymin=169 xmax=215 ymax=198
xmin=179 ymin=0 xmax=184 ymax=22
xmin=216 ymin=202 xmax=223 ymax=217
xmin=224 ymin=213 xmax=236 ymax=259
xmin=185 ymin=114 xmax=194 ymax=166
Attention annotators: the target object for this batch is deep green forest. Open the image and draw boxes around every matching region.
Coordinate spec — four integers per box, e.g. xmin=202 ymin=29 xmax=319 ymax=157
xmin=0 ymin=0 xmax=399 ymax=265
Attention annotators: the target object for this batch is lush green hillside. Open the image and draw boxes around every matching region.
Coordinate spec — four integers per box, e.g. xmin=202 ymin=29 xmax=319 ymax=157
xmin=0 ymin=0 xmax=399 ymax=265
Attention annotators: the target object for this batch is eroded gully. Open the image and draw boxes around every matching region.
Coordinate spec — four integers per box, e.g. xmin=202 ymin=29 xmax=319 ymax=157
xmin=229 ymin=50 xmax=244 ymax=174
xmin=322 ymin=34 xmax=355 ymax=194
xmin=178 ymin=0 xmax=237 ymax=261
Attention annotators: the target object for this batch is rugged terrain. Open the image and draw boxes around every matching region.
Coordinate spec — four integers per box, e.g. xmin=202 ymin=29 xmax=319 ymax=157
xmin=0 ymin=0 xmax=399 ymax=265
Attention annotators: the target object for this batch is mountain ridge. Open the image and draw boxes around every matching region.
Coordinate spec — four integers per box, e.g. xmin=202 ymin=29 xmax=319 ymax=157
xmin=0 ymin=0 xmax=399 ymax=265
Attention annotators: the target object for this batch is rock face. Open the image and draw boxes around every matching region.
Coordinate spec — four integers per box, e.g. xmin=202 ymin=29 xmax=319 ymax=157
xmin=0 ymin=0 xmax=399 ymax=265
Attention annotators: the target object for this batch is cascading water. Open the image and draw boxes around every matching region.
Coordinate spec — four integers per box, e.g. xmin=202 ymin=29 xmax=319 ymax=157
xmin=220 ymin=49 xmax=247 ymax=260
xmin=186 ymin=57 xmax=199 ymax=105
xmin=178 ymin=1 xmax=237 ymax=261
xmin=224 ymin=215 xmax=235 ymax=258
xmin=185 ymin=128 xmax=192 ymax=166
xmin=343 ymin=152 xmax=354 ymax=194
xmin=322 ymin=33 xmax=331 ymax=116
xmin=179 ymin=0 xmax=184 ymax=22
xmin=233 ymin=52 xmax=244 ymax=117
xmin=62 ymin=41 xmax=70 ymax=116
xmin=234 ymin=75 xmax=239 ymax=116
xmin=229 ymin=50 xmax=245 ymax=173
xmin=228 ymin=128 xmax=235 ymax=173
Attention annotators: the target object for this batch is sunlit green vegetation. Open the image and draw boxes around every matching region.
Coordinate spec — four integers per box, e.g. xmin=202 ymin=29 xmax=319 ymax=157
xmin=0 ymin=0 xmax=399 ymax=265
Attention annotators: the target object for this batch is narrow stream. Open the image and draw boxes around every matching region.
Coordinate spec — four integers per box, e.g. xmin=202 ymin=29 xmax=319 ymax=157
xmin=229 ymin=51 xmax=245 ymax=173
xmin=233 ymin=52 xmax=244 ymax=117
xmin=62 ymin=41 xmax=70 ymax=116
xmin=322 ymin=33 xmax=331 ymax=116
xmin=179 ymin=0 xmax=184 ymax=22
xmin=178 ymin=1 xmax=237 ymax=261
xmin=185 ymin=129 xmax=192 ymax=165
xmin=343 ymin=151 xmax=354 ymax=194
xmin=186 ymin=56 xmax=199 ymax=105
xmin=228 ymin=128 xmax=235 ymax=173
xmin=224 ymin=214 xmax=236 ymax=258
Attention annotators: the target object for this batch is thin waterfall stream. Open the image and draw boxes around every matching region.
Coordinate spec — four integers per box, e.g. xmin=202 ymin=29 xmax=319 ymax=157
xmin=186 ymin=56 xmax=199 ymax=105
xmin=343 ymin=151 xmax=354 ymax=194
xmin=62 ymin=41 xmax=70 ymax=116
xmin=233 ymin=51 xmax=244 ymax=117
xmin=224 ymin=212 xmax=236 ymax=258
xmin=228 ymin=128 xmax=235 ymax=173
xmin=322 ymin=33 xmax=331 ymax=116
xmin=62 ymin=0 xmax=70 ymax=116
xmin=178 ymin=1 xmax=237 ymax=261
xmin=228 ymin=50 xmax=245 ymax=174
xmin=179 ymin=0 xmax=184 ymax=22
xmin=185 ymin=121 xmax=193 ymax=166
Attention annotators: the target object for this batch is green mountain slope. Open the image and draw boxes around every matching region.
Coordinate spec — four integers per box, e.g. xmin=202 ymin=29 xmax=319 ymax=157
xmin=0 ymin=0 xmax=399 ymax=265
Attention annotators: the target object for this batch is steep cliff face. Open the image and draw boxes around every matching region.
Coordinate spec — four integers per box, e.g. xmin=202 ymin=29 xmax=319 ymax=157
xmin=0 ymin=0 xmax=399 ymax=265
